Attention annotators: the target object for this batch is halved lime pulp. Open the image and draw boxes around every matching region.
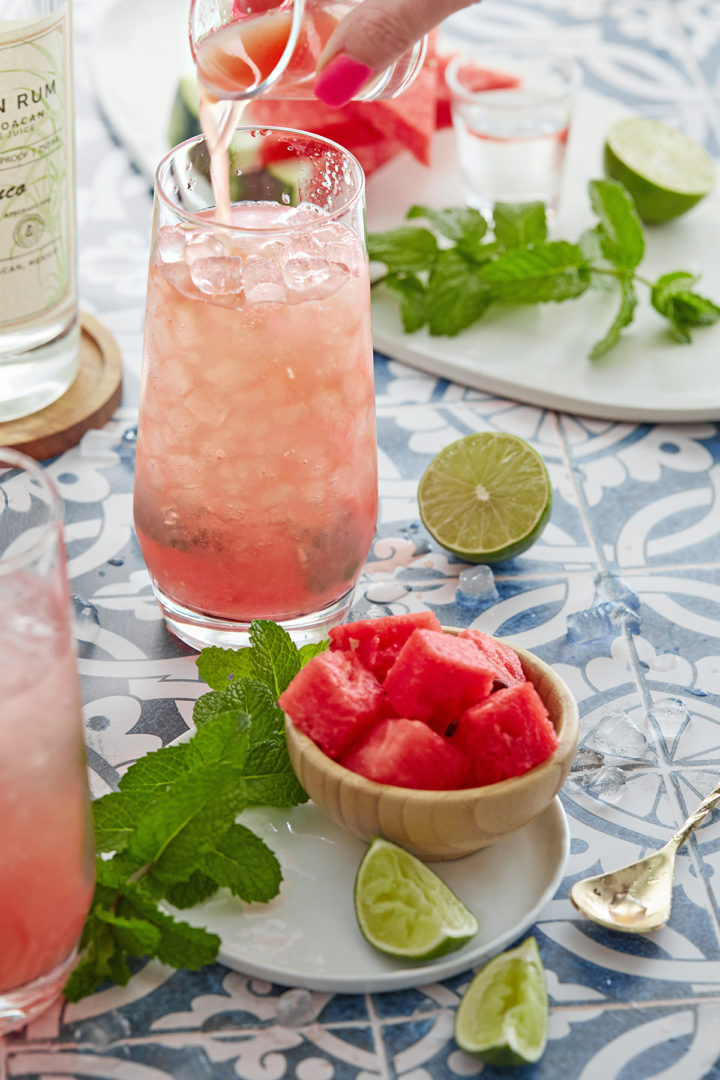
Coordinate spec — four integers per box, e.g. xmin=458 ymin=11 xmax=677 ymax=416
xmin=454 ymin=936 xmax=549 ymax=1066
xmin=354 ymin=837 xmax=479 ymax=961
xmin=604 ymin=116 xmax=715 ymax=224
xmin=417 ymin=432 xmax=552 ymax=563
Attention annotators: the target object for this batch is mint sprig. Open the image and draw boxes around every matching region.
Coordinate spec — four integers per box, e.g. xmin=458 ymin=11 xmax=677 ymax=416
xmin=368 ymin=178 xmax=720 ymax=357
xmin=64 ymin=620 xmax=323 ymax=1003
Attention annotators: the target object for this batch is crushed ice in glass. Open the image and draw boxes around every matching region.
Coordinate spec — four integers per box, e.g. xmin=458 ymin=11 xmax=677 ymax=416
xmin=189 ymin=255 xmax=245 ymax=296
xmin=584 ymin=709 xmax=651 ymax=760
xmin=243 ymin=256 xmax=286 ymax=303
xmin=566 ymin=604 xmax=613 ymax=644
xmin=595 ymin=572 xmax=640 ymax=610
xmin=275 ymin=988 xmax=315 ymax=1027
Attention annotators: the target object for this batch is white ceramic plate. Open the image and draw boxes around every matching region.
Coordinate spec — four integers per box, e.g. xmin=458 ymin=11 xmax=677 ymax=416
xmin=177 ymin=797 xmax=569 ymax=993
xmin=93 ymin=0 xmax=720 ymax=420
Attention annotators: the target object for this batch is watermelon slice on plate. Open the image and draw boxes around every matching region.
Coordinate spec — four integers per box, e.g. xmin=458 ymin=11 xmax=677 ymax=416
xmin=459 ymin=628 xmax=525 ymax=687
xmin=329 ymin=610 xmax=442 ymax=682
xmin=383 ymin=628 xmax=495 ymax=734
xmin=341 ymin=717 xmax=467 ymax=790
xmin=278 ymin=649 xmax=388 ymax=759
xmin=450 ymin=682 xmax=559 ymax=787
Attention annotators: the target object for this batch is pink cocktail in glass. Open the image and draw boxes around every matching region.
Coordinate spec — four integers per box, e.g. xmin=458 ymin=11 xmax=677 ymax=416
xmin=0 ymin=449 xmax=94 ymax=1032
xmin=134 ymin=128 xmax=377 ymax=648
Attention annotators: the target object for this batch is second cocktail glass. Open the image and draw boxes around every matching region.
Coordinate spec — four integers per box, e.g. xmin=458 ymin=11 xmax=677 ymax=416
xmin=134 ymin=128 xmax=378 ymax=649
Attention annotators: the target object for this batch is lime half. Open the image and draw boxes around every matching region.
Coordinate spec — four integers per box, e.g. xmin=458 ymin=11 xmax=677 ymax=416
xmin=454 ymin=937 xmax=549 ymax=1066
xmin=604 ymin=116 xmax=716 ymax=224
xmin=354 ymin=837 xmax=479 ymax=961
xmin=417 ymin=432 xmax=552 ymax=563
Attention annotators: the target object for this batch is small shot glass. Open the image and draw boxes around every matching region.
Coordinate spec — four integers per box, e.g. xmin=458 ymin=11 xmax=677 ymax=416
xmin=445 ymin=46 xmax=582 ymax=218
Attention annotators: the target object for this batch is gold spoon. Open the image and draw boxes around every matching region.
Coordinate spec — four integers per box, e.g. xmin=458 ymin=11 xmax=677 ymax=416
xmin=570 ymin=779 xmax=720 ymax=933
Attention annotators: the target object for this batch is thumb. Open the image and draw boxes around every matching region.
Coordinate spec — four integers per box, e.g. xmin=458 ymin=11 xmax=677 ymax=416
xmin=314 ymin=0 xmax=475 ymax=104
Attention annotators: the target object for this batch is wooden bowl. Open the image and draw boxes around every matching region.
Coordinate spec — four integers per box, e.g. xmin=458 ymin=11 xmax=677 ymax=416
xmin=285 ymin=631 xmax=579 ymax=860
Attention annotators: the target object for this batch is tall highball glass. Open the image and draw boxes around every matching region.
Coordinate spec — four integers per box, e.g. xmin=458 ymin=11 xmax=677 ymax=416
xmin=0 ymin=449 xmax=94 ymax=1034
xmin=133 ymin=128 xmax=378 ymax=649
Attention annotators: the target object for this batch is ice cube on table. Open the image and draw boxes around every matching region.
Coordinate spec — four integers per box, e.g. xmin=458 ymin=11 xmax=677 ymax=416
xmin=585 ymin=709 xmax=651 ymax=760
xmin=595 ymin=571 xmax=640 ymax=610
xmin=591 ymin=765 xmax=626 ymax=803
xmin=458 ymin=564 xmax=498 ymax=599
xmin=569 ymin=747 xmax=604 ymax=789
xmin=651 ymin=697 xmax=688 ymax=733
xmin=566 ymin=604 xmax=613 ymax=644
xmin=275 ymin=988 xmax=316 ymax=1027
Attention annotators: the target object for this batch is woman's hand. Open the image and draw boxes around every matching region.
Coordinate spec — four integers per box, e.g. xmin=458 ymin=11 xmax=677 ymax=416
xmin=313 ymin=0 xmax=478 ymax=106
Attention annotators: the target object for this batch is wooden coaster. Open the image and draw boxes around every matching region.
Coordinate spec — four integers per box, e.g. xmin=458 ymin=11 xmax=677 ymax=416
xmin=0 ymin=312 xmax=123 ymax=461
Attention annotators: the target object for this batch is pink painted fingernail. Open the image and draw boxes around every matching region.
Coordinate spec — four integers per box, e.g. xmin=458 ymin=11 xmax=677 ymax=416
xmin=314 ymin=53 xmax=373 ymax=107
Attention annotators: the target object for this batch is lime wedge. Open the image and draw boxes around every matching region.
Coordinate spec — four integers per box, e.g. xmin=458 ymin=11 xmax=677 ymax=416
xmin=604 ymin=116 xmax=715 ymax=224
xmin=417 ymin=432 xmax=552 ymax=563
xmin=454 ymin=937 xmax=549 ymax=1066
xmin=354 ymin=837 xmax=479 ymax=961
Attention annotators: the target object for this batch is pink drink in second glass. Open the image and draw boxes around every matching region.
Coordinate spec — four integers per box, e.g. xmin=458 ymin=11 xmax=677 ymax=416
xmin=0 ymin=599 xmax=94 ymax=996
xmin=133 ymin=199 xmax=377 ymax=630
xmin=0 ymin=451 xmax=94 ymax=1029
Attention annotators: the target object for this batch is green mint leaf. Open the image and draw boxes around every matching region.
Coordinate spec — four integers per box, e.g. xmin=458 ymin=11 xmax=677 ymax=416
xmin=367 ymin=226 xmax=438 ymax=272
xmin=128 ymin=763 xmax=248 ymax=885
xmin=120 ymin=887 xmax=220 ymax=969
xmin=193 ymin=677 xmax=269 ymax=729
xmin=407 ymin=204 xmax=488 ymax=244
xmin=670 ymin=292 xmax=720 ymax=327
xmin=479 ymin=241 xmax=591 ymax=304
xmin=165 ymin=870 xmax=219 ymax=910
xmin=651 ymin=271 xmax=720 ymax=343
xmin=222 ymin=678 xmax=285 ymax=743
xmin=185 ymin=710 xmax=250 ymax=770
xmin=92 ymin=791 xmax=154 ymax=854
xmin=381 ymin=273 xmax=428 ymax=332
xmin=651 ymin=270 xmax=699 ymax=312
xmin=96 ymin=909 xmax=163 ymax=956
xmin=117 ymin=743 xmax=191 ymax=797
xmin=427 ymin=249 xmax=492 ymax=336
xmin=298 ymin=639 xmax=329 ymax=667
xmin=578 ymin=224 xmax=607 ymax=266
xmin=589 ymin=178 xmax=645 ymax=269
xmin=242 ymin=738 xmax=308 ymax=807
xmin=249 ymin=619 xmax=302 ymax=697
xmin=202 ymin=823 xmax=282 ymax=903
xmin=493 ymin=202 xmax=547 ymax=249
xmin=63 ymin=912 xmax=125 ymax=1002
xmin=589 ymin=278 xmax=638 ymax=359
xmin=196 ymin=645 xmax=254 ymax=690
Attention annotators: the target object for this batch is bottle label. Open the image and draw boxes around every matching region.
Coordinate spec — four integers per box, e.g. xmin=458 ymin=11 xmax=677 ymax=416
xmin=0 ymin=5 xmax=74 ymax=329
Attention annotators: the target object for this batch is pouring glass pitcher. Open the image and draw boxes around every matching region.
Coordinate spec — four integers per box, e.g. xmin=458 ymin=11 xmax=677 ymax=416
xmin=189 ymin=0 xmax=427 ymax=102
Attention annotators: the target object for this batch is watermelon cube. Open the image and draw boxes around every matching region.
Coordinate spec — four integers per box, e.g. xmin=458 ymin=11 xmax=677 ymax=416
xmin=383 ymin=629 xmax=495 ymax=734
xmin=459 ymin=629 xmax=525 ymax=687
xmin=278 ymin=650 xmax=387 ymax=759
xmin=450 ymin=682 xmax=559 ymax=787
xmin=340 ymin=717 xmax=466 ymax=790
xmin=329 ymin=610 xmax=442 ymax=682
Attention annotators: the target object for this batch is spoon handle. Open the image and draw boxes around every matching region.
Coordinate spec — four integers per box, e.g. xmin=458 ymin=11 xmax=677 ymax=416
xmin=669 ymin=780 xmax=720 ymax=850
